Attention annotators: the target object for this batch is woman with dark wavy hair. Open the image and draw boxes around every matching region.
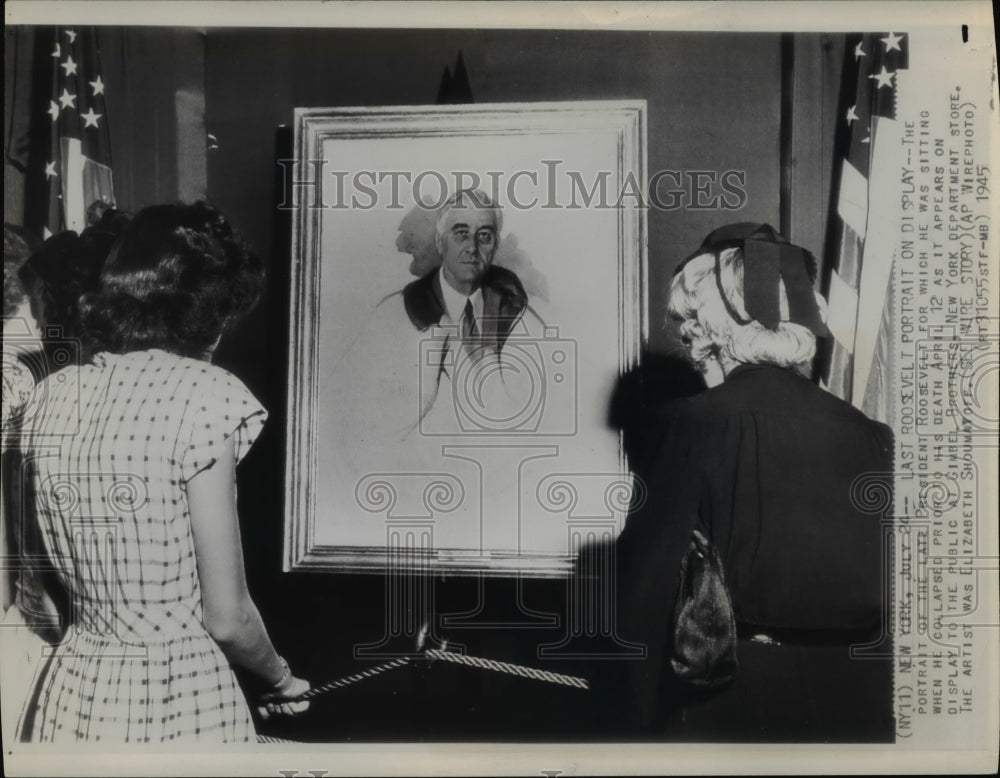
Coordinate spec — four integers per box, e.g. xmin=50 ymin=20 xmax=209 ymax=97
xmin=17 ymin=208 xmax=131 ymax=349
xmin=19 ymin=202 xmax=309 ymax=742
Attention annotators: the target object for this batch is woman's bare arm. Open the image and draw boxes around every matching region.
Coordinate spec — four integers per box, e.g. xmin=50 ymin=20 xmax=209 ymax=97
xmin=186 ymin=437 xmax=308 ymax=713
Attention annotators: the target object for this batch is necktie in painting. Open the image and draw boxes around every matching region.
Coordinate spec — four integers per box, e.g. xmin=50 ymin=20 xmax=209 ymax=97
xmin=461 ymin=298 xmax=482 ymax=357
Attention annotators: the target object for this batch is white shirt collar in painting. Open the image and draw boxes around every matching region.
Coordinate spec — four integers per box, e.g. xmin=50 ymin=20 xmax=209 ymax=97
xmin=437 ymin=266 xmax=484 ymax=326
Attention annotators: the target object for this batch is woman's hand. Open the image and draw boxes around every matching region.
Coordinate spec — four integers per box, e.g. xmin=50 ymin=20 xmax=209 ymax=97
xmin=256 ymin=674 xmax=310 ymax=720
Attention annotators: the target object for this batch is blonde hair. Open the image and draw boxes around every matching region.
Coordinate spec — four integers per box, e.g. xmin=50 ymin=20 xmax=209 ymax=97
xmin=669 ymin=248 xmax=826 ymax=376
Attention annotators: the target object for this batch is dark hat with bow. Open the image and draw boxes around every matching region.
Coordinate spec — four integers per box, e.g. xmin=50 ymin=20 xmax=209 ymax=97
xmin=674 ymin=222 xmax=830 ymax=337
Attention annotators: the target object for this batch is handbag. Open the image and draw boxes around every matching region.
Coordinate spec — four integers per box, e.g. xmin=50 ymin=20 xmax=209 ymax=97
xmin=670 ymin=528 xmax=738 ymax=689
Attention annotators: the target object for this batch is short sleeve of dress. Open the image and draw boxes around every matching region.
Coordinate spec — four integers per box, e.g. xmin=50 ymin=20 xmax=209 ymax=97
xmin=179 ymin=366 xmax=268 ymax=483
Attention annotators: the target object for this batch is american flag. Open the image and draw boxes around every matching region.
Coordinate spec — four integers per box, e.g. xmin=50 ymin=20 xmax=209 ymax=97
xmin=29 ymin=27 xmax=115 ymax=239
xmin=821 ymin=32 xmax=908 ymax=423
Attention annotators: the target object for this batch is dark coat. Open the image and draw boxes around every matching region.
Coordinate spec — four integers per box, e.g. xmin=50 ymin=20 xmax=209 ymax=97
xmin=614 ymin=364 xmax=893 ymax=733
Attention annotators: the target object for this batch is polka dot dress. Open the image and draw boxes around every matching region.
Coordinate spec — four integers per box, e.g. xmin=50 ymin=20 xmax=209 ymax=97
xmin=19 ymin=349 xmax=267 ymax=743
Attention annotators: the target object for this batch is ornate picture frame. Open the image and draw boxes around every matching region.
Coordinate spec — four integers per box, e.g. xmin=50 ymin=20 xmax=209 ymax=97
xmin=284 ymin=101 xmax=647 ymax=576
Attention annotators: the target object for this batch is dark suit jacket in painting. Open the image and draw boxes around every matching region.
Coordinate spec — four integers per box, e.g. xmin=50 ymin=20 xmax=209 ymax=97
xmin=401 ymin=265 xmax=529 ymax=350
xmin=331 ymin=263 xmax=540 ymax=484
xmin=614 ymin=364 xmax=894 ymax=734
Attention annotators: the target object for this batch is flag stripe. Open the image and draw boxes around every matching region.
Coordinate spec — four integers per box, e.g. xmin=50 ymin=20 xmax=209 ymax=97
xmin=823 ymin=339 xmax=854 ymax=400
xmin=836 ymin=159 xmax=869 ymax=240
xmin=852 ymin=113 xmax=903 ymax=407
xmin=861 ymin=279 xmax=894 ymax=422
xmin=62 ymin=137 xmax=87 ymax=232
xmin=826 ymin=270 xmax=860 ymax=350
xmin=835 ymin=222 xmax=864 ymax=290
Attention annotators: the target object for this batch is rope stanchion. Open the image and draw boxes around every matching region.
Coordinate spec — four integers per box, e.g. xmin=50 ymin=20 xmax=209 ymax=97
xmin=424 ymin=648 xmax=590 ymax=690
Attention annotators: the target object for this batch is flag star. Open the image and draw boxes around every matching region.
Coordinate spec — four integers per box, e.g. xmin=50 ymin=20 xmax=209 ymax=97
xmin=51 ymin=43 xmax=61 ymax=58
xmin=881 ymin=32 xmax=904 ymax=52
xmin=846 ymin=105 xmax=860 ymax=125
xmin=65 ymin=30 xmax=77 ymax=44
xmin=43 ymin=227 xmax=53 ymax=240
xmin=854 ymin=41 xmax=866 ymax=59
xmin=81 ymin=107 xmax=102 ymax=128
xmin=48 ymin=100 xmax=61 ymax=121
xmin=861 ymin=126 xmax=872 ymax=144
xmin=60 ymin=56 xmax=77 ymax=77
xmin=45 ymin=161 xmax=58 ymax=179
xmin=90 ymin=75 xmax=105 ymax=96
xmin=869 ymin=66 xmax=894 ymax=89
xmin=58 ymin=88 xmax=77 ymax=110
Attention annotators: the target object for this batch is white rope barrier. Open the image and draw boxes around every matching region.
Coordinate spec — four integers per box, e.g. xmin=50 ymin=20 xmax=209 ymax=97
xmin=293 ymin=656 xmax=412 ymax=701
xmin=424 ymin=648 xmax=590 ymax=690
xmin=256 ymin=648 xmax=590 ymax=739
xmin=256 ymin=645 xmax=590 ymax=744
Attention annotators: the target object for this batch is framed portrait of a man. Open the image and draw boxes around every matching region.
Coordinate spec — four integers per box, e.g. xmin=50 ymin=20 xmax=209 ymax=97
xmin=284 ymin=101 xmax=647 ymax=576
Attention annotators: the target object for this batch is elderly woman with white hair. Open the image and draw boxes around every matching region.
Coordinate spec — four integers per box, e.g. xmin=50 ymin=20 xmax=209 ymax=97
xmin=615 ymin=223 xmax=894 ymax=741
